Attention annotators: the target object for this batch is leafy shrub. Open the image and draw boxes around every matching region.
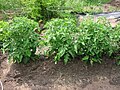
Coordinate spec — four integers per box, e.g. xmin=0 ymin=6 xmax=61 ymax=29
xmin=34 ymin=0 xmax=57 ymax=20
xmin=19 ymin=0 xmax=63 ymax=21
xmin=44 ymin=17 xmax=118 ymax=64
xmin=77 ymin=17 xmax=117 ymax=64
xmin=2 ymin=17 xmax=40 ymax=63
xmin=110 ymin=23 xmax=120 ymax=51
xmin=0 ymin=21 xmax=9 ymax=29
xmin=0 ymin=21 xmax=9 ymax=49
xmin=20 ymin=0 xmax=42 ymax=21
xmin=44 ymin=18 xmax=78 ymax=64
xmin=112 ymin=23 xmax=120 ymax=65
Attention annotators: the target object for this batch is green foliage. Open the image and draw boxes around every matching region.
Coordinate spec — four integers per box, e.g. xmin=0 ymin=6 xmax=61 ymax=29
xmin=0 ymin=21 xmax=9 ymax=29
xmin=2 ymin=17 xmax=40 ymax=63
xmin=16 ymin=0 xmax=64 ymax=21
xmin=1 ymin=0 xmax=120 ymax=65
xmin=44 ymin=18 xmax=78 ymax=64
xmin=0 ymin=0 xmax=21 ymax=10
xmin=19 ymin=0 xmax=42 ymax=21
xmin=112 ymin=23 xmax=120 ymax=65
xmin=22 ymin=0 xmax=111 ymax=20
xmin=77 ymin=17 xmax=117 ymax=64
xmin=0 ymin=0 xmax=111 ymax=21
xmin=110 ymin=23 xmax=120 ymax=51
xmin=63 ymin=0 xmax=111 ymax=13
xmin=44 ymin=17 xmax=118 ymax=64
xmin=0 ymin=21 xmax=9 ymax=49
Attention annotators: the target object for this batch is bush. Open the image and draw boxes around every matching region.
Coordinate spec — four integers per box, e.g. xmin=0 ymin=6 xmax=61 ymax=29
xmin=112 ymin=23 xmax=120 ymax=65
xmin=20 ymin=0 xmax=42 ymax=21
xmin=77 ymin=17 xmax=117 ymax=64
xmin=44 ymin=18 xmax=78 ymax=64
xmin=110 ymin=23 xmax=120 ymax=51
xmin=44 ymin=17 xmax=118 ymax=64
xmin=0 ymin=21 xmax=9 ymax=29
xmin=0 ymin=21 xmax=9 ymax=49
xmin=20 ymin=0 xmax=63 ymax=21
xmin=0 ymin=0 xmax=61 ymax=21
xmin=2 ymin=17 xmax=40 ymax=63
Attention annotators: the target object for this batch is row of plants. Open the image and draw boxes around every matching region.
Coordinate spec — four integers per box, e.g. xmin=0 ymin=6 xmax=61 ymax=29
xmin=0 ymin=16 xmax=120 ymax=65
xmin=44 ymin=17 xmax=120 ymax=64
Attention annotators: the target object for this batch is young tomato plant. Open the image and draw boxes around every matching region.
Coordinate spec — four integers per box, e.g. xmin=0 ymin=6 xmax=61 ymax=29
xmin=0 ymin=21 xmax=9 ymax=49
xmin=44 ymin=18 xmax=78 ymax=64
xmin=112 ymin=23 xmax=120 ymax=65
xmin=2 ymin=17 xmax=40 ymax=63
xmin=77 ymin=17 xmax=116 ymax=64
xmin=42 ymin=15 xmax=120 ymax=65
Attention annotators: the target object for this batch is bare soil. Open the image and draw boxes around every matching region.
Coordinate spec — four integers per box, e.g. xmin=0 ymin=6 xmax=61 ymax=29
xmin=108 ymin=0 xmax=120 ymax=7
xmin=1 ymin=51 xmax=120 ymax=90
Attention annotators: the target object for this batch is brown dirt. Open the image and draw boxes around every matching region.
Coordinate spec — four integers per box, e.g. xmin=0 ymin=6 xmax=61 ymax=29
xmin=102 ymin=0 xmax=120 ymax=12
xmin=0 ymin=51 xmax=120 ymax=90
xmin=108 ymin=0 xmax=120 ymax=7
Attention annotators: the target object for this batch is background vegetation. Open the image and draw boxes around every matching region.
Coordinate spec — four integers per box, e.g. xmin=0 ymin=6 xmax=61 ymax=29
xmin=0 ymin=0 xmax=112 ymax=21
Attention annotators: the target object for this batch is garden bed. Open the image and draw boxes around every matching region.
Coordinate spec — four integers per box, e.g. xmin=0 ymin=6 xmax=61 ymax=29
xmin=0 ymin=0 xmax=120 ymax=90
xmin=1 ymin=51 xmax=120 ymax=90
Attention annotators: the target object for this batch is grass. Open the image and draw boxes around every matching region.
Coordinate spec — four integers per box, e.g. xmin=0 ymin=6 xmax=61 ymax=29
xmin=46 ymin=0 xmax=115 ymax=15
xmin=63 ymin=0 xmax=111 ymax=11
